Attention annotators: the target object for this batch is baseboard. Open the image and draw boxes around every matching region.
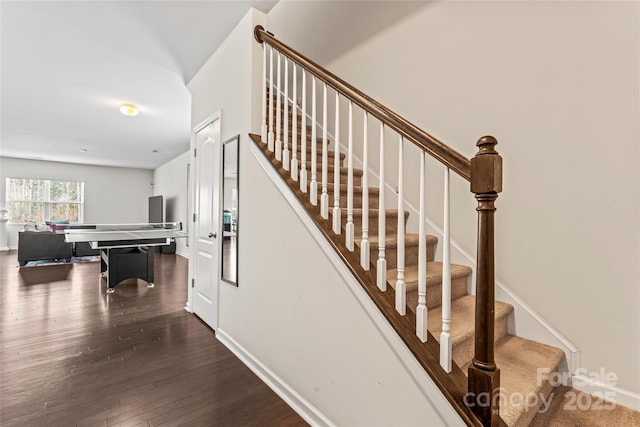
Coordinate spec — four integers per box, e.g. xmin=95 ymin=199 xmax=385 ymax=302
xmin=216 ymin=328 xmax=335 ymax=427
xmin=572 ymin=374 xmax=640 ymax=411
xmin=175 ymin=250 xmax=189 ymax=259
xmin=0 ymin=247 xmax=9 ymax=252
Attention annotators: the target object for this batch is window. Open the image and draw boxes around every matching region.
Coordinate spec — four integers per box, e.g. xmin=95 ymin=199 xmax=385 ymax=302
xmin=6 ymin=178 xmax=84 ymax=224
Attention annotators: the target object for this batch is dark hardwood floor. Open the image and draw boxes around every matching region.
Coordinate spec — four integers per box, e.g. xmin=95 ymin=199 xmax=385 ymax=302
xmin=0 ymin=251 xmax=307 ymax=427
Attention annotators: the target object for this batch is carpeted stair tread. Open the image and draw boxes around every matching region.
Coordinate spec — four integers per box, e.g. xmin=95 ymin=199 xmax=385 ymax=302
xmin=387 ymin=262 xmax=470 ymax=309
xmin=355 ymin=233 xmax=437 ymax=270
xmin=367 ymin=233 xmax=437 ymax=250
xmin=496 ymin=335 xmax=564 ymax=426
xmin=425 ymin=295 xmax=513 ymax=366
xmin=529 ymin=385 xmax=640 ymax=426
xmin=298 ymin=144 xmax=345 ymax=159
xmin=386 ymin=262 xmax=471 ymax=291
xmin=305 ymin=163 xmax=364 ymax=177
xmin=425 ymin=295 xmax=513 ymax=344
xmin=296 ymin=166 xmax=364 ymax=186
xmin=465 ymin=335 xmax=565 ymax=427
xmin=325 ymin=184 xmax=380 ymax=208
xmin=326 ymin=183 xmax=379 ymax=196
xmin=337 ymin=207 xmax=407 ymax=218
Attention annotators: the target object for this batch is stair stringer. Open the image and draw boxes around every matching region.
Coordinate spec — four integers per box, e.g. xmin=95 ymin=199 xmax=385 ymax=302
xmin=250 ymin=141 xmax=466 ymax=426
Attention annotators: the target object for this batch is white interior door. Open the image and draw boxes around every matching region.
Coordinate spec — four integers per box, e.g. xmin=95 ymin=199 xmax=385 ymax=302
xmin=193 ymin=117 xmax=220 ymax=329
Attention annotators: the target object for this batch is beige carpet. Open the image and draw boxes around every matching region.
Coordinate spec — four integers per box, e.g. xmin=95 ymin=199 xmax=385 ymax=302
xmin=529 ymin=386 xmax=640 ymax=426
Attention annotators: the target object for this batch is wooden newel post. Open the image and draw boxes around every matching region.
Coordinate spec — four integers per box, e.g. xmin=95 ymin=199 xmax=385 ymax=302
xmin=468 ymin=136 xmax=502 ymax=426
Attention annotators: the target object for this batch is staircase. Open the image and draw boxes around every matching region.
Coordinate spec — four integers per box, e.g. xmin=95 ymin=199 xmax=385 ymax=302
xmin=251 ymin=26 xmax=640 ymax=427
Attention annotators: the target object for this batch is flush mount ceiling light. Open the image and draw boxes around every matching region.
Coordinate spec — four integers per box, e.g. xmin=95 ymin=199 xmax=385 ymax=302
xmin=119 ymin=103 xmax=139 ymax=116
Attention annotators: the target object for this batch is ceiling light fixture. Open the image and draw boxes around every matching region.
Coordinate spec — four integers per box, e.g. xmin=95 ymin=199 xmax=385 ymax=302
xmin=119 ymin=103 xmax=139 ymax=116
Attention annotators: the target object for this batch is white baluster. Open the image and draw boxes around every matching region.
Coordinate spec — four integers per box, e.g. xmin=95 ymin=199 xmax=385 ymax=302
xmin=310 ymin=76 xmax=318 ymax=205
xmin=376 ymin=123 xmax=386 ymax=291
xmin=360 ymin=112 xmax=370 ymax=270
xmin=275 ymin=52 xmax=282 ymax=161
xmin=395 ymin=135 xmax=406 ymax=315
xmin=268 ymin=46 xmax=274 ymax=151
xmin=282 ymin=57 xmax=290 ymax=170
xmin=332 ymin=92 xmax=341 ymax=234
xmin=320 ymin=83 xmax=329 ymax=218
xmin=300 ymin=70 xmax=308 ymax=192
xmin=440 ymin=167 xmax=452 ymax=372
xmin=416 ymin=151 xmax=428 ymax=342
xmin=261 ymin=43 xmax=267 ymax=143
xmin=291 ymin=64 xmax=298 ymax=181
xmin=345 ymin=101 xmax=355 ymax=251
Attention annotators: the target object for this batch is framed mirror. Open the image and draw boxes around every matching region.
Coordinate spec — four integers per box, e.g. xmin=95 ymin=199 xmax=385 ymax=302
xmin=221 ymin=134 xmax=239 ymax=286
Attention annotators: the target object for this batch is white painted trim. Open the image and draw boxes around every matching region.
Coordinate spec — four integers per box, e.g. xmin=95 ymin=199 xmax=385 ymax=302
xmin=572 ymin=374 xmax=640 ymax=411
xmin=251 ymin=144 xmax=465 ymax=427
xmin=175 ymin=249 xmax=189 ymax=259
xmin=216 ymin=328 xmax=335 ymax=427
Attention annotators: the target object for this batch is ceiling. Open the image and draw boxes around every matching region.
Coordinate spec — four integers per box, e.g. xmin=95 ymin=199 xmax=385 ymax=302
xmin=0 ymin=0 xmax=277 ymax=170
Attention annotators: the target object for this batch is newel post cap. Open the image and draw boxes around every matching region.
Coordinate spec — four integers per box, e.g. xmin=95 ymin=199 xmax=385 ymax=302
xmin=470 ymin=136 xmax=502 ymax=194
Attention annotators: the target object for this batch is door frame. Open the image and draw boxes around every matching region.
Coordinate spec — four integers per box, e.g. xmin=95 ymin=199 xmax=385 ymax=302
xmin=186 ymin=112 xmax=222 ymax=326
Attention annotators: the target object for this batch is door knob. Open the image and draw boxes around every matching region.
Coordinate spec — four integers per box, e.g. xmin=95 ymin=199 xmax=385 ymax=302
xmin=208 ymin=232 xmax=217 ymax=238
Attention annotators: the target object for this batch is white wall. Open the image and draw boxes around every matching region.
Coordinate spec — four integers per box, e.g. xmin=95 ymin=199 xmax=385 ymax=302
xmin=0 ymin=156 xmax=153 ymax=248
xmin=186 ymin=7 xmax=454 ymax=425
xmin=152 ymin=150 xmax=190 ymax=257
xmin=268 ymin=1 xmax=640 ymax=394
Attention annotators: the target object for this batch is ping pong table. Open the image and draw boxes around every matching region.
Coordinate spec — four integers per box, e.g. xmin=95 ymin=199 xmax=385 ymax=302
xmin=64 ymin=223 xmax=187 ymax=293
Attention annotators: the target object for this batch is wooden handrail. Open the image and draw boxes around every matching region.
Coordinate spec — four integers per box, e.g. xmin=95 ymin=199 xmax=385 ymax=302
xmin=254 ymin=25 xmax=471 ymax=182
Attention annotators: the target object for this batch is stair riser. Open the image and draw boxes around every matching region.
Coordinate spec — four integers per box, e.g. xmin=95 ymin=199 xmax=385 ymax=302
xmin=512 ymin=378 xmax=556 ymax=427
xmin=303 ymin=161 xmax=353 ymax=173
xmin=281 ymin=137 xmax=331 ymax=154
xmin=266 ymin=114 xmax=338 ymax=143
xmin=404 ymin=276 xmax=468 ymax=310
xmin=451 ymin=316 xmax=509 ymax=368
xmin=265 ymin=112 xmax=309 ymax=128
xmin=344 ymin=212 xmax=408 ymax=237
xmin=293 ymin=148 xmax=345 ymax=162
xmin=374 ymin=241 xmax=436 ymax=270
xmin=296 ymin=184 xmax=377 ymax=208
xmin=268 ymin=122 xmax=325 ymax=142
xmin=329 ymin=192 xmax=379 ymax=210
xmin=301 ymin=168 xmax=362 ymax=186
xmin=266 ymin=139 xmax=344 ymax=160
